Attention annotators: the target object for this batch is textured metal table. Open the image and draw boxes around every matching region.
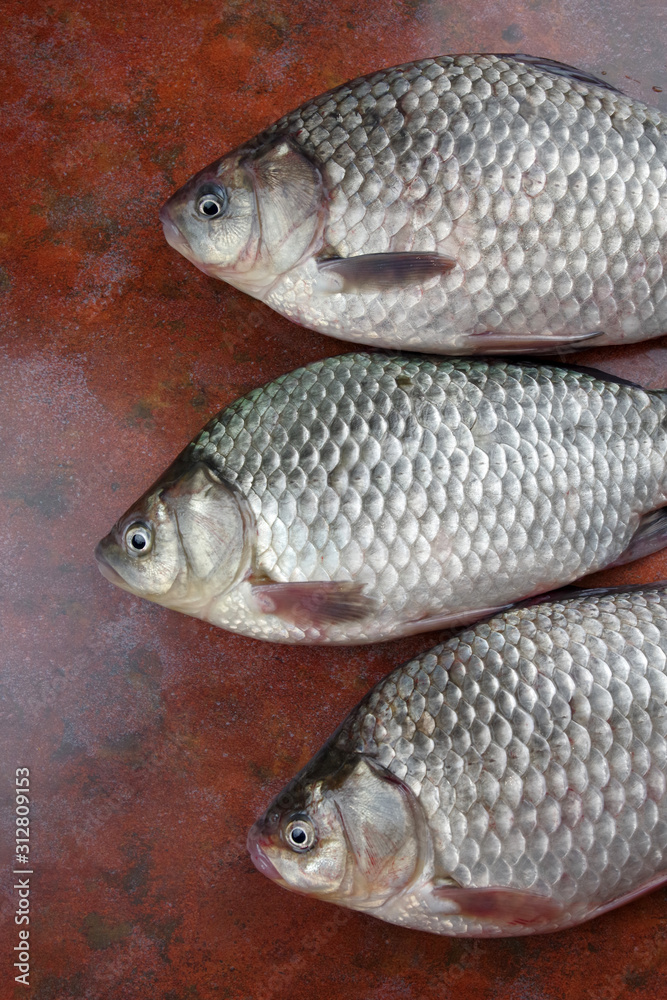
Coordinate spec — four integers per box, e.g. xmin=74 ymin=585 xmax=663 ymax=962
xmin=2 ymin=1 xmax=667 ymax=997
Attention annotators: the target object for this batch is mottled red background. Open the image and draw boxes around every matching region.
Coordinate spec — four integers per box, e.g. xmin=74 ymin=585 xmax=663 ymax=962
xmin=2 ymin=1 xmax=667 ymax=998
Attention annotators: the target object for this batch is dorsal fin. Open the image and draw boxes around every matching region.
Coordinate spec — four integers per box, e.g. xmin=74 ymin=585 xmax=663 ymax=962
xmin=495 ymin=53 xmax=624 ymax=96
xmin=473 ymin=355 xmax=646 ymax=390
xmin=549 ymin=361 xmax=644 ymax=389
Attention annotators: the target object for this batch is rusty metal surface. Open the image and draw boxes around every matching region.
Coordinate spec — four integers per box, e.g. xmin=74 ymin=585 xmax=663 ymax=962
xmin=2 ymin=2 xmax=667 ymax=997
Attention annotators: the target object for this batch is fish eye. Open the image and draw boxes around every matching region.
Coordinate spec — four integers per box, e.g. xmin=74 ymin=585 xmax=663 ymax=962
xmin=285 ymin=815 xmax=316 ymax=852
xmin=124 ymin=521 xmax=153 ymax=556
xmin=196 ymin=186 xmax=228 ymax=219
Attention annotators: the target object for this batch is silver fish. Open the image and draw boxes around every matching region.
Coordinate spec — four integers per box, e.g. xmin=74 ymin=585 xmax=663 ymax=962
xmin=161 ymin=53 xmax=667 ymax=354
xmin=248 ymin=584 xmax=667 ymax=936
xmin=96 ymin=352 xmax=667 ymax=644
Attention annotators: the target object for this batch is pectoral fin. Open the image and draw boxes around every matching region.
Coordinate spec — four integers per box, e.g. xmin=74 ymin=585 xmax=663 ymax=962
xmin=316 ymin=252 xmax=456 ymax=293
xmin=250 ymin=579 xmax=377 ymax=630
xmin=432 ymin=885 xmax=565 ymax=929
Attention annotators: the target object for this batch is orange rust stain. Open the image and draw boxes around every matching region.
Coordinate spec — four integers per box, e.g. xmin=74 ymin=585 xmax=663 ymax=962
xmin=2 ymin=2 xmax=667 ymax=999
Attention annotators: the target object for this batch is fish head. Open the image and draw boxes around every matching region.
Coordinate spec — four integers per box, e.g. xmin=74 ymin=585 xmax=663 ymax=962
xmin=248 ymin=748 xmax=428 ymax=909
xmin=160 ymin=153 xmax=261 ymax=284
xmin=160 ymin=137 xmax=325 ymax=298
xmin=95 ymin=462 xmax=253 ymax=618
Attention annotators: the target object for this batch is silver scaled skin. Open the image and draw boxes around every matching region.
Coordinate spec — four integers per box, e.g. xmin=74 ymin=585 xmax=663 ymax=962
xmin=96 ymin=353 xmax=667 ymax=644
xmin=161 ymin=54 xmax=667 ymax=354
xmin=248 ymin=585 xmax=667 ymax=936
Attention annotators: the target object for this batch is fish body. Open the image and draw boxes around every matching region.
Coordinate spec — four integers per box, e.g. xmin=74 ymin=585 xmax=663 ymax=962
xmin=248 ymin=585 xmax=667 ymax=935
xmin=161 ymin=54 xmax=667 ymax=354
xmin=96 ymin=353 xmax=667 ymax=644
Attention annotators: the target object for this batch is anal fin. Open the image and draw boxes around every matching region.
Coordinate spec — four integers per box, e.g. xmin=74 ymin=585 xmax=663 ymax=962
xmin=590 ymin=870 xmax=667 ymax=920
xmin=401 ymin=601 xmax=514 ymax=637
xmin=468 ymin=329 xmax=604 ymax=354
xmin=608 ymin=508 xmax=667 ymax=568
xmin=250 ymin=579 xmax=377 ymax=630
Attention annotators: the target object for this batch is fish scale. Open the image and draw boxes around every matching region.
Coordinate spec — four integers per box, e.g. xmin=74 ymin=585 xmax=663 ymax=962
xmin=162 ymin=54 xmax=667 ymax=352
xmin=165 ymin=351 xmax=667 ymax=643
xmin=332 ymin=588 xmax=667 ymax=933
xmin=248 ymin=588 xmax=667 ymax=935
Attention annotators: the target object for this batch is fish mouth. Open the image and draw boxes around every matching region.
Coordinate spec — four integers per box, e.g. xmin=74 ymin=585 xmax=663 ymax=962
xmin=247 ymin=824 xmax=282 ymax=881
xmin=159 ymin=202 xmax=192 ymax=255
xmin=94 ymin=540 xmax=134 ymax=592
xmin=160 ymin=211 xmax=222 ymax=277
